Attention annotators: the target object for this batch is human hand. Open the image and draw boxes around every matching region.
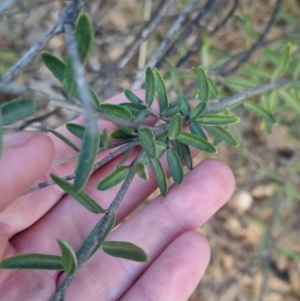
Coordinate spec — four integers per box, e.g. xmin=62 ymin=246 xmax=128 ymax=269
xmin=0 ymin=91 xmax=235 ymax=301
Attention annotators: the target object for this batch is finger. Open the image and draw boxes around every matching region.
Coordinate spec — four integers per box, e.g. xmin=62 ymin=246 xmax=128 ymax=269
xmin=120 ymin=232 xmax=210 ymax=301
xmin=0 ymin=132 xmax=54 ymax=213
xmin=53 ymin=159 xmax=235 ymax=300
xmin=2 ymin=90 xmax=157 ymax=235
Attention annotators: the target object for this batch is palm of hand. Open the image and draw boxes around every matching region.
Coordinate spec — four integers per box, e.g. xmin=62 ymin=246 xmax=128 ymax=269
xmin=0 ymin=91 xmax=235 ymax=301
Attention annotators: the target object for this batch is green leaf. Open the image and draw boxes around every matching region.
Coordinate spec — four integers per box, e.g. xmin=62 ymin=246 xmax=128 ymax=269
xmin=193 ymin=66 xmax=208 ymax=102
xmin=138 ymin=127 xmax=156 ymax=159
xmin=97 ymin=166 xmax=130 ymax=190
xmin=204 ymin=126 xmax=239 ymax=147
xmin=162 ymin=102 xmax=182 ymax=117
xmin=194 ymin=114 xmax=240 ymax=125
xmin=74 ymin=124 xmax=100 ymax=192
xmin=120 ymin=103 xmax=145 ymax=116
xmin=145 ymin=67 xmax=155 ymax=106
xmin=278 ymin=89 xmax=300 ymax=117
xmin=207 ymin=76 xmax=218 ymax=99
xmin=224 ymin=76 xmax=257 ymax=91
xmin=0 ymin=99 xmax=36 ymax=125
xmin=189 ymin=102 xmax=207 ymax=120
xmin=66 ymin=123 xmax=86 ymax=140
xmin=89 ymin=86 xmax=101 ymax=108
xmin=176 ymin=132 xmax=216 ymax=153
xmin=178 ymin=93 xmax=190 ymax=115
xmin=134 ymin=162 xmax=149 ymax=181
xmin=189 ymin=122 xmax=207 ymax=140
xmin=168 ymin=113 xmax=183 ymax=140
xmin=57 ymin=239 xmax=78 ymax=275
xmin=167 ymin=149 xmax=184 ymax=185
xmin=154 ymin=69 xmax=169 ymax=111
xmin=102 ymin=128 xmax=109 ymax=150
xmin=244 ymin=101 xmax=276 ymax=124
xmin=41 ymin=52 xmax=65 ymax=82
xmin=272 ymin=44 xmax=290 ymax=81
xmin=124 ymin=89 xmax=142 ymax=105
xmin=75 ymin=13 xmax=94 ymax=65
xmin=240 ymin=66 xmax=270 ymax=80
xmin=110 ymin=129 xmax=135 ymax=140
xmin=118 ymin=147 xmax=134 ymax=168
xmin=101 ymin=104 xmax=132 ymax=120
xmin=47 ymin=128 xmax=80 ymax=151
xmin=77 ymin=215 xmax=116 ymax=260
xmin=50 ymin=173 xmax=104 ymax=213
xmin=63 ymin=58 xmax=76 ymax=95
xmin=133 ymin=109 xmax=148 ymax=123
xmin=142 ymin=141 xmax=167 ymax=166
xmin=179 ymin=142 xmax=193 ymax=170
xmin=165 ymin=59 xmax=181 ymax=94
xmin=150 ymin=157 xmax=168 ymax=196
xmin=102 ymin=241 xmax=149 ymax=262
xmin=0 ymin=254 xmax=63 ymax=270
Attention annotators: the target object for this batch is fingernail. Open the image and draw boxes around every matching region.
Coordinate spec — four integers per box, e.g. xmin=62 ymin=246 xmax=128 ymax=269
xmin=4 ymin=131 xmax=39 ymax=149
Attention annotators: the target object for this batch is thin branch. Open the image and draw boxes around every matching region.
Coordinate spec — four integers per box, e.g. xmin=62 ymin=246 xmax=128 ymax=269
xmin=50 ymin=149 xmax=145 ymax=301
xmin=205 ymin=79 xmax=289 ymax=114
xmin=220 ymin=0 xmax=283 ymax=76
xmin=1 ymin=1 xmax=84 ymax=82
xmin=0 ymin=0 xmax=20 ymax=17
xmin=132 ymin=0 xmax=204 ymax=89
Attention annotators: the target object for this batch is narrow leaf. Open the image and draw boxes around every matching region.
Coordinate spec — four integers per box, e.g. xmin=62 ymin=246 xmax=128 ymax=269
xmin=189 ymin=122 xmax=207 ymax=140
xmin=165 ymin=59 xmax=181 ymax=94
xmin=118 ymin=147 xmax=134 ymax=168
xmin=47 ymin=128 xmax=80 ymax=151
xmin=272 ymin=44 xmax=290 ymax=81
xmin=0 ymin=254 xmax=63 ymax=270
xmin=168 ymin=113 xmax=183 ymax=140
xmin=179 ymin=142 xmax=193 ymax=170
xmin=50 ymin=173 xmax=104 ymax=213
xmin=167 ymin=149 xmax=184 ymax=185
xmin=162 ymin=103 xmax=182 ymax=117
xmin=134 ymin=162 xmax=149 ymax=181
xmin=145 ymin=67 xmax=155 ymax=106
xmin=74 ymin=124 xmax=100 ymax=192
xmin=110 ymin=129 xmax=135 ymax=140
xmin=101 ymin=104 xmax=132 ymax=120
xmin=278 ymin=89 xmax=300 ymax=117
xmin=138 ymin=128 xmax=156 ymax=159
xmin=189 ymin=102 xmax=207 ymax=120
xmin=204 ymin=126 xmax=239 ymax=147
xmin=66 ymin=123 xmax=86 ymax=140
xmin=120 ymin=103 xmax=145 ymax=116
xmin=97 ymin=166 xmax=130 ymax=191
xmin=150 ymin=158 xmax=168 ymax=196
xmin=0 ymin=99 xmax=36 ymax=125
xmin=176 ymin=132 xmax=216 ymax=153
xmin=207 ymin=76 xmax=218 ymax=99
xmin=244 ymin=101 xmax=276 ymax=124
xmin=194 ymin=114 xmax=240 ymax=125
xmin=178 ymin=93 xmax=190 ymax=115
xmin=193 ymin=66 xmax=208 ymax=102
xmin=154 ymin=69 xmax=169 ymax=111
xmin=77 ymin=215 xmax=116 ymax=260
xmin=102 ymin=241 xmax=149 ymax=262
xmin=142 ymin=141 xmax=167 ymax=166
xmin=57 ymin=239 xmax=78 ymax=275
xmin=41 ymin=52 xmax=65 ymax=82
xmin=89 ymin=86 xmax=101 ymax=108
xmin=133 ymin=109 xmax=148 ymax=123
xmin=124 ymin=89 xmax=142 ymax=105
xmin=102 ymin=128 xmax=109 ymax=150
xmin=75 ymin=13 xmax=94 ymax=65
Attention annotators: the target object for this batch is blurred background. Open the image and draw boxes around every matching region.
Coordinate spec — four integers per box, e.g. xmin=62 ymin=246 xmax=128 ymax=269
xmin=0 ymin=0 xmax=299 ymax=300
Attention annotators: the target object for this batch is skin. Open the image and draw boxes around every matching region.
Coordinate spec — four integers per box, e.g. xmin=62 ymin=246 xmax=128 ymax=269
xmin=0 ymin=91 xmax=235 ymax=301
